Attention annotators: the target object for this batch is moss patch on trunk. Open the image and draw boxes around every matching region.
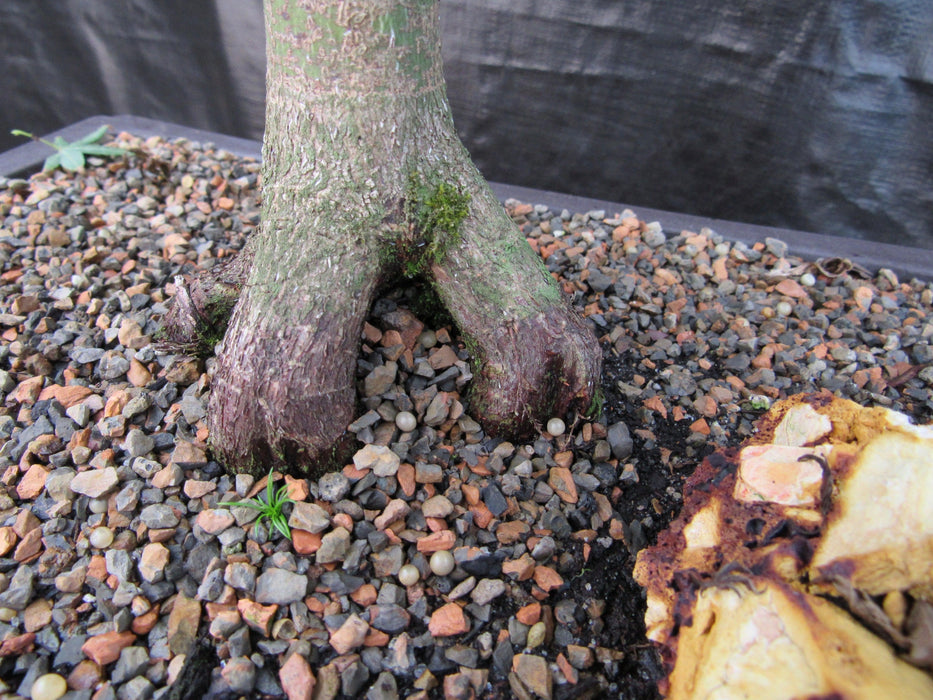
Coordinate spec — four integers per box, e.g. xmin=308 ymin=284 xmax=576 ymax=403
xmin=402 ymin=173 xmax=471 ymax=277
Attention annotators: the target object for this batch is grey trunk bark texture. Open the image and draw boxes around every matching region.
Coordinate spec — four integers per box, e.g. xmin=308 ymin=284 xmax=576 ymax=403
xmin=164 ymin=0 xmax=602 ymax=477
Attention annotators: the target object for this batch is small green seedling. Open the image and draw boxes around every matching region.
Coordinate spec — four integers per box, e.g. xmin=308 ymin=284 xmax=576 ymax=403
xmin=221 ymin=469 xmax=294 ymax=540
xmin=11 ymin=124 xmax=127 ymax=172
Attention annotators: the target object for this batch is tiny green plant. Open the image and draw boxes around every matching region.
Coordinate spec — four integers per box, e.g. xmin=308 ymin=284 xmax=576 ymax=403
xmin=221 ymin=469 xmax=294 ymax=540
xmin=11 ymin=124 xmax=127 ymax=172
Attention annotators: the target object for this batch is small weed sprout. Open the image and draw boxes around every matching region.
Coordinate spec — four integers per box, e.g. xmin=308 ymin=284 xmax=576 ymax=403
xmin=221 ymin=469 xmax=294 ymax=540
xmin=11 ymin=125 xmax=127 ymax=172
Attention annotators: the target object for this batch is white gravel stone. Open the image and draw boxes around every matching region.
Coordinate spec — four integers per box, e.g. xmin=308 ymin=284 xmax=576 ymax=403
xmin=70 ymin=467 xmax=120 ymax=498
xmin=353 ymin=444 xmax=400 ymax=477
xmin=255 ymin=568 xmax=309 ymax=604
xmin=471 ymin=578 xmax=507 ymax=605
xmin=421 ymin=495 xmax=454 ymax=519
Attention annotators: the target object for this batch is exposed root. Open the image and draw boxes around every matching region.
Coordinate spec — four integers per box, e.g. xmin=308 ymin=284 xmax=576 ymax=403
xmin=459 ymin=306 xmax=602 ymax=439
xmin=158 ymin=249 xmax=252 ymax=356
xmin=207 ymin=241 xmax=383 ymax=479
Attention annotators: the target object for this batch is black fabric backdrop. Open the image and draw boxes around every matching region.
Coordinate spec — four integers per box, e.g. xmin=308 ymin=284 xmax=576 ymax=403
xmin=3 ymin=0 xmax=931 ymax=249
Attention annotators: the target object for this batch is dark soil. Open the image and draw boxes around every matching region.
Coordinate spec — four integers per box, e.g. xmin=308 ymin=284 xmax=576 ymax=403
xmin=543 ymin=347 xmax=714 ymax=700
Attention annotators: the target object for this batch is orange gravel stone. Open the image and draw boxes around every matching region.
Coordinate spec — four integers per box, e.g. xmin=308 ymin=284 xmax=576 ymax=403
xmin=853 ymin=285 xmax=874 ymax=311
xmin=16 ymin=464 xmax=49 ymax=500
xmin=304 ymin=597 xmax=326 ymax=615
xmin=82 ymin=630 xmax=135 ymax=665
xmin=553 ymin=451 xmax=573 ymax=468
xmin=0 ymin=527 xmax=17 ymax=556
xmin=557 ymin=652 xmax=579 ymax=684
xmin=397 ymin=463 xmax=416 ymax=497
xmin=694 ymin=395 xmax=718 ymax=418
xmin=364 ymin=628 xmax=390 ymax=647
xmin=712 ymin=256 xmax=729 ymax=280
xmin=516 ymin=602 xmax=542 ymax=625
xmin=86 ymin=554 xmax=108 ymax=583
xmin=467 ymin=457 xmax=492 ymax=476
xmin=22 ymin=599 xmax=52 ymax=633
xmin=427 ymin=344 xmax=458 ymax=370
xmin=0 ymin=632 xmax=36 ymax=656
xmin=10 ymin=510 xmax=34 ymax=537
xmin=68 ymin=659 xmax=104 ymax=690
xmin=774 ymin=278 xmax=808 ymax=298
xmin=342 ymin=463 xmax=369 ymax=480
xmin=11 ymin=375 xmax=44 ymax=404
xmin=104 ymin=390 xmax=129 ymax=418
xmin=37 ymin=384 xmax=94 ymax=407
xmin=279 ymin=651 xmax=316 ymax=700
xmin=654 ymin=267 xmax=679 ymax=286
xmin=461 ymin=483 xmax=480 ymax=506
xmin=132 ymin=607 xmax=160 ymax=635
xmin=168 ymin=594 xmax=201 ymax=655
xmin=512 ymin=653 xmax=552 ymax=698
xmin=329 ymin=614 xmax=369 ymax=654
xmin=548 ymin=467 xmax=578 ymax=504
xmin=533 ymin=566 xmax=564 ymax=593
xmin=752 ymin=346 xmax=775 ymax=369
xmin=495 ymin=520 xmax=530 ymax=545
xmin=350 ymin=584 xmax=378 ymax=607
xmin=425 ymin=516 xmax=448 ymax=532
xmin=643 ymin=396 xmax=668 ymax=419
xmin=428 ymin=603 xmax=470 ymax=637
xmin=381 ymin=329 xmax=404 ymax=349
xmin=416 ymin=529 xmax=456 ymax=553
xmin=470 ymin=502 xmax=494 ymax=529
xmin=362 ymin=322 xmax=382 ymax=344
xmin=238 ymin=599 xmax=278 ymax=636
xmin=332 ymin=512 xmax=353 ymax=530
xmin=183 ymin=480 xmax=216 ymax=499
xmin=502 ymin=553 xmax=536 ymax=581
xmin=284 ymin=475 xmax=310 ymax=501
xmin=292 ymin=530 xmax=322 ymax=555
xmin=13 ymin=527 xmax=42 ymax=562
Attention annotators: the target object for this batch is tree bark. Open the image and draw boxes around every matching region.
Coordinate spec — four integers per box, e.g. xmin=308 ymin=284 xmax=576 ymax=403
xmin=165 ymin=0 xmax=602 ymax=478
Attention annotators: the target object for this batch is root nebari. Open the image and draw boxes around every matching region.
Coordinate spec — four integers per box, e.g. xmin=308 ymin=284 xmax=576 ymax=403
xmin=159 ymin=249 xmax=252 ymax=357
xmin=162 ymin=180 xmax=601 ymax=478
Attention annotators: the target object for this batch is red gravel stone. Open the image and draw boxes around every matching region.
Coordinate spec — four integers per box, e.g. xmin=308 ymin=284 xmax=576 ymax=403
xmin=428 ymin=603 xmax=469 ymax=637
xmin=81 ymin=630 xmax=135 ymax=665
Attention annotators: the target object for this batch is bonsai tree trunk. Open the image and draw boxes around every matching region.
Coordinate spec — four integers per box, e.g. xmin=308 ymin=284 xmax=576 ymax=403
xmin=164 ymin=0 xmax=602 ymax=478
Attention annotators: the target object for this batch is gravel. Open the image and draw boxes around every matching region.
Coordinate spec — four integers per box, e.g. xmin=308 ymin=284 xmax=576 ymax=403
xmin=0 ymin=133 xmax=931 ymax=699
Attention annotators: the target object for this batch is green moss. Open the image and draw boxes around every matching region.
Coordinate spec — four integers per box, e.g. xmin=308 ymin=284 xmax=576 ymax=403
xmin=419 ymin=181 xmax=471 ymax=245
xmin=192 ymin=295 xmax=237 ymax=358
xmin=402 ymin=172 xmax=471 ymax=276
xmin=584 ymin=386 xmax=605 ymax=420
xmin=403 ymin=258 xmax=422 ymax=278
